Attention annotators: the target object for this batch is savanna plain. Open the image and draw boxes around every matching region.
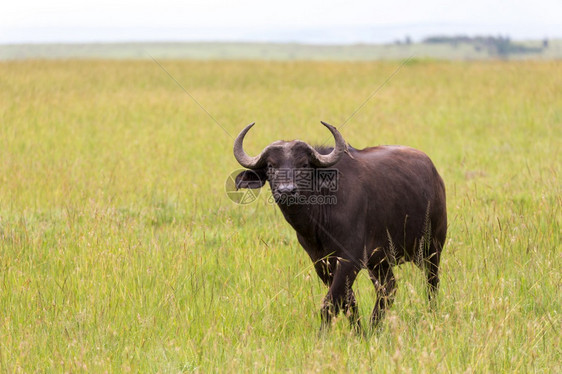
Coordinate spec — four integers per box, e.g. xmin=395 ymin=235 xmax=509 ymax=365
xmin=0 ymin=59 xmax=560 ymax=372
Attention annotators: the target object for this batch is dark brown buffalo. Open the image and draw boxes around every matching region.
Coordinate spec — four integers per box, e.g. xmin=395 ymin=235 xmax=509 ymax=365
xmin=233 ymin=121 xmax=447 ymax=332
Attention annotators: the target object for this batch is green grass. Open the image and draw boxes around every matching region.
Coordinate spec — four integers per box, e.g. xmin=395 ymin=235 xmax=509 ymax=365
xmin=0 ymin=59 xmax=560 ymax=372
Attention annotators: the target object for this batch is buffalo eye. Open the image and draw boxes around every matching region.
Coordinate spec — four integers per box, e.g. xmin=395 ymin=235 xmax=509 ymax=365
xmin=295 ymin=159 xmax=309 ymax=169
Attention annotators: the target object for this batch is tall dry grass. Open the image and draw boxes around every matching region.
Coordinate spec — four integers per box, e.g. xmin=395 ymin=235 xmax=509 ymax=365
xmin=0 ymin=59 xmax=560 ymax=372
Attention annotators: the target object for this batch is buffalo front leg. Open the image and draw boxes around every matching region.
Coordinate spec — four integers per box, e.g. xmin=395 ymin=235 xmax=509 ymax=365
xmin=344 ymin=288 xmax=361 ymax=334
xmin=313 ymin=258 xmax=334 ymax=286
xmin=369 ymin=261 xmax=396 ymax=328
xmin=320 ymin=258 xmax=361 ymax=333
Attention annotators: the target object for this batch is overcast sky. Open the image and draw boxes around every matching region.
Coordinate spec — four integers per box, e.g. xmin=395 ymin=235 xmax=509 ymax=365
xmin=1 ymin=0 xmax=561 ymax=44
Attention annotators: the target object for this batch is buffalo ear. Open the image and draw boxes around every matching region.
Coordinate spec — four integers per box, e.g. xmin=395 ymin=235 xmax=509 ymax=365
xmin=235 ymin=169 xmax=267 ymax=190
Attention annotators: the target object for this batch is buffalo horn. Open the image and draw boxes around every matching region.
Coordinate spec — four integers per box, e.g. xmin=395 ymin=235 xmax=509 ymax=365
xmin=307 ymin=121 xmax=347 ymax=167
xmin=233 ymin=122 xmax=268 ymax=169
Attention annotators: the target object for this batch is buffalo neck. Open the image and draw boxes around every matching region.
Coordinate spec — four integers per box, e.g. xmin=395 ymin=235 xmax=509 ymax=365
xmin=275 ymin=199 xmax=327 ymax=237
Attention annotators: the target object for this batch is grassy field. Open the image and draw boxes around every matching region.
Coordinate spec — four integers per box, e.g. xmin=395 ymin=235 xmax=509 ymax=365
xmin=0 ymin=59 xmax=560 ymax=372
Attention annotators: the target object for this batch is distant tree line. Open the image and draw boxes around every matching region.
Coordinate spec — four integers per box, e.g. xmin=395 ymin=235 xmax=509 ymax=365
xmin=422 ymin=35 xmax=545 ymax=57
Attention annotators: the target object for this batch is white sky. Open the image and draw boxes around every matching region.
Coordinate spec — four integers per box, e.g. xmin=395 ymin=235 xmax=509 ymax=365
xmin=1 ymin=0 xmax=561 ymax=43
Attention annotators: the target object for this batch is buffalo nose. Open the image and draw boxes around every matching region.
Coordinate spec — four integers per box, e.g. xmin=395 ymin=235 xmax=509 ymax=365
xmin=277 ymin=184 xmax=297 ymax=195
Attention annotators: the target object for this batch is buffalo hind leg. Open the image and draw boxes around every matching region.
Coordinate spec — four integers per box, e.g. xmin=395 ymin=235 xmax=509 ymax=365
xmin=319 ymin=259 xmax=361 ymax=333
xmin=425 ymin=240 xmax=442 ymax=306
xmin=369 ymin=261 xmax=396 ymax=328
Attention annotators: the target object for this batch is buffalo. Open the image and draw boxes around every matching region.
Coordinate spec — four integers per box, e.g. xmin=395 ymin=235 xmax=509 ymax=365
xmin=233 ymin=121 xmax=447 ymax=332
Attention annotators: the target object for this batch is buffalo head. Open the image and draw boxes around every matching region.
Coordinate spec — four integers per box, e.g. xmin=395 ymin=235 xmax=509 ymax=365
xmin=233 ymin=121 xmax=347 ymax=202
